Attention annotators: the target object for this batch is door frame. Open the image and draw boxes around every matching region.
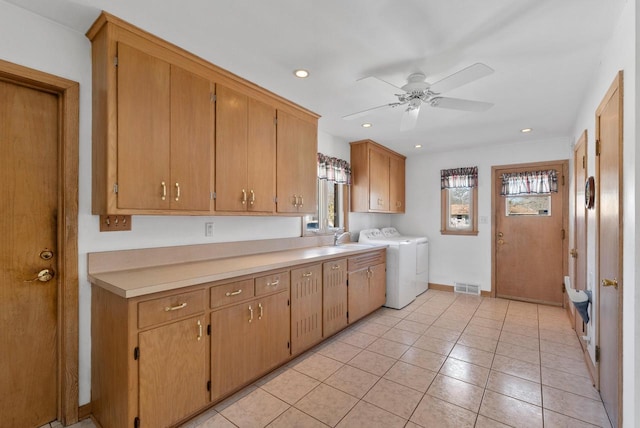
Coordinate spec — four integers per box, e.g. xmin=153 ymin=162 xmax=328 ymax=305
xmin=490 ymin=160 xmax=569 ymax=300
xmin=0 ymin=59 xmax=79 ymax=425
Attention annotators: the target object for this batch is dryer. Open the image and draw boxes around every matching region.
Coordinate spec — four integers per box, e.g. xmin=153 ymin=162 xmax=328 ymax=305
xmin=358 ymin=228 xmax=416 ymax=309
xmin=381 ymin=227 xmax=429 ymax=295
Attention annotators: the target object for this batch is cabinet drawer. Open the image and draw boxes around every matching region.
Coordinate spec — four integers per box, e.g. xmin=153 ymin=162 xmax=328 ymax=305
xmin=255 ymin=271 xmax=290 ymax=296
xmin=138 ymin=289 xmax=205 ymax=329
xmin=210 ymin=278 xmax=255 ymax=309
xmin=348 ymin=250 xmax=386 ymax=272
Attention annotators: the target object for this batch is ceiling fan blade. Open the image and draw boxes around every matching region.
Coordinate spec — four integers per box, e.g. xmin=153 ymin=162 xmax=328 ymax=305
xmin=342 ymin=103 xmax=401 ymax=120
xmin=430 ymin=97 xmax=493 ymax=112
xmin=400 ymin=106 xmax=420 ymax=132
xmin=429 ymin=63 xmax=494 ymax=94
xmin=356 ymin=75 xmax=404 ymax=93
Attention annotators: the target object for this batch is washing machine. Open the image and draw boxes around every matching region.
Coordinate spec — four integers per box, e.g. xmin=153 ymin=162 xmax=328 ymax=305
xmin=381 ymin=227 xmax=429 ymax=295
xmin=358 ymin=228 xmax=417 ymax=309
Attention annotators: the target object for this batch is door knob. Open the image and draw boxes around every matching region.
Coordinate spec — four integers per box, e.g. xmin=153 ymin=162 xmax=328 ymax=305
xmin=601 ymin=278 xmax=618 ymax=289
xmin=25 ymin=269 xmax=55 ymax=283
xmin=497 ymin=232 xmax=504 ymax=238
xmin=570 ymin=249 xmax=578 ymax=258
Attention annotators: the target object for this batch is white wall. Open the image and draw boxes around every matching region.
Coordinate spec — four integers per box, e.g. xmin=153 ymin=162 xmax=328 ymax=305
xmin=394 ymin=138 xmax=571 ymax=291
xmin=569 ymin=1 xmax=637 ymax=425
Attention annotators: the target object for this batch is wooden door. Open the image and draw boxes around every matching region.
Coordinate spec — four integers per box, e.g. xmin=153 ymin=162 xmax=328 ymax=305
xmin=276 ymin=110 xmax=317 ymax=213
xmin=347 ymin=268 xmax=370 ymax=323
xmin=216 ymin=85 xmax=248 ymax=211
xmin=210 ymin=300 xmax=255 ymax=400
xmin=290 ymin=264 xmax=323 ymax=354
xmin=117 ymin=43 xmax=171 ymax=210
xmin=494 ymin=161 xmax=567 ymax=305
xmin=323 ymin=259 xmax=348 ymax=337
xmin=369 ymin=263 xmax=387 ymax=309
xmin=170 ymin=65 xmax=213 ymax=211
xmin=571 ymin=132 xmax=588 ymax=339
xmin=0 ymin=79 xmax=59 ymax=427
xmin=139 ymin=315 xmax=208 ymax=427
xmin=389 ymin=155 xmax=405 ymax=213
xmin=247 ymin=97 xmax=276 ymax=212
xmin=596 ymin=72 xmax=623 ymax=427
xmin=369 ymin=148 xmax=390 ymax=211
xmin=255 ymin=291 xmax=290 ymax=372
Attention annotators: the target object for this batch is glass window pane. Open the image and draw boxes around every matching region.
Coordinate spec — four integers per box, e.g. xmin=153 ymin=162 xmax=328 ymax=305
xmin=447 ymin=187 xmax=472 ymax=230
xmin=506 ymin=195 xmax=551 ymax=216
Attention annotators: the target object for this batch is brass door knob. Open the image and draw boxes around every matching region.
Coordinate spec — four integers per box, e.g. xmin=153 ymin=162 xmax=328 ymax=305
xmin=601 ymin=278 xmax=618 ymax=289
xmin=25 ymin=269 xmax=55 ymax=283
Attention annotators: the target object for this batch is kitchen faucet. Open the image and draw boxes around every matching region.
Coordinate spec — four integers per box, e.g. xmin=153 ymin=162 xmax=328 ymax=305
xmin=334 ymin=231 xmax=351 ymax=246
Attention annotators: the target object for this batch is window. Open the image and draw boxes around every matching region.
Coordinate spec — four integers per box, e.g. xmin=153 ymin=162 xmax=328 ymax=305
xmin=304 ymin=153 xmax=351 ymax=235
xmin=441 ymin=166 xmax=478 ymax=235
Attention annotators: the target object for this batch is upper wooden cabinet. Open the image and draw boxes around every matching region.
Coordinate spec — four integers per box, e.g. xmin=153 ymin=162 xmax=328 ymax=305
xmin=87 ymin=12 xmax=318 ymax=215
xmin=215 ymin=85 xmax=276 ymax=213
xmin=276 ymin=110 xmax=317 ymax=214
xmin=350 ymin=139 xmax=406 ymax=213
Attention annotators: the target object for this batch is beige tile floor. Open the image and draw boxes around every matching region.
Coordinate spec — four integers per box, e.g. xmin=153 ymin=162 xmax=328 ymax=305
xmin=66 ymin=290 xmax=612 ymax=428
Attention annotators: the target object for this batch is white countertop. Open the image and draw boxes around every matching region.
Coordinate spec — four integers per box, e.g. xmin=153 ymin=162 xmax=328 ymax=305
xmin=89 ymin=243 xmax=386 ymax=298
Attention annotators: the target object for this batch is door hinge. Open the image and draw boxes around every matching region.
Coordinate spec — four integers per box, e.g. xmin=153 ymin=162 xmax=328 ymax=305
xmin=274 ymin=117 xmax=278 ymax=125
xmin=207 ymin=380 xmax=211 ymax=391
xmin=596 ymin=139 xmax=601 ymax=156
xmin=346 ymin=279 xmax=349 ymax=287
xmin=562 ymin=229 xmax=566 ymax=240
xmin=287 ymin=341 xmax=290 ymax=349
xmin=274 ymin=196 xmax=278 ymax=204
xmin=562 ymin=175 xmax=565 ymax=186
xmin=207 ymin=324 xmax=211 ymax=336
xmin=134 ymin=416 xmax=140 ymax=428
xmin=210 ymin=93 xmax=216 ymax=103
xmin=287 ymin=299 xmax=290 ymax=306
xmin=114 ymin=56 xmax=118 ymax=67
xmin=561 ymin=283 xmax=565 ymax=293
xmin=113 ymin=183 xmax=119 ymax=194
xmin=133 ymin=347 xmax=140 ymax=360
xmin=582 ymin=155 xmax=586 ymax=169
xmin=595 ymin=345 xmax=600 ymax=362
xmin=211 ymin=192 xmax=216 ymax=200
xmin=346 ymin=311 xmax=349 ymax=319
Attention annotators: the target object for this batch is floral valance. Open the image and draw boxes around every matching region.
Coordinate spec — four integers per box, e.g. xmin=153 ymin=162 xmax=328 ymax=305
xmin=317 ymin=153 xmax=351 ymax=185
xmin=501 ymin=170 xmax=558 ymax=196
xmin=441 ymin=166 xmax=478 ymax=189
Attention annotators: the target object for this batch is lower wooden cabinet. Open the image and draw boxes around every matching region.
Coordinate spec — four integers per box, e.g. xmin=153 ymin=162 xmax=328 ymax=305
xmin=347 ymin=250 xmax=387 ymax=324
xmin=323 ymin=259 xmax=348 ymax=337
xmin=210 ymin=290 xmax=290 ymax=401
xmin=91 ymin=249 xmax=384 ymax=428
xmin=139 ymin=315 xmax=208 ymax=427
xmin=290 ymin=264 xmax=323 ymax=355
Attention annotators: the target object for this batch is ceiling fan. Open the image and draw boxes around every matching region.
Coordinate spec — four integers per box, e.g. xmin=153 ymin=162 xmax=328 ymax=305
xmin=343 ymin=63 xmax=495 ymax=131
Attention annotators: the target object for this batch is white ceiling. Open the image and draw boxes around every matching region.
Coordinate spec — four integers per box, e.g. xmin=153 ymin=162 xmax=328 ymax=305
xmin=7 ymin=0 xmax=625 ymax=156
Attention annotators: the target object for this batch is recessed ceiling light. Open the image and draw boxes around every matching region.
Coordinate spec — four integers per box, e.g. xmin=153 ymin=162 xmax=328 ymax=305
xmin=521 ymin=128 xmax=532 ymax=133
xmin=294 ymin=69 xmax=309 ymax=78
xmin=415 ymin=144 xmax=422 ymax=148
xmin=361 ymin=123 xmax=372 ymax=128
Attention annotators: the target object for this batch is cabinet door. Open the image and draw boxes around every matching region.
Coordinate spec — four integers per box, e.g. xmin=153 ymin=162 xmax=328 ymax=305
xmin=210 ymin=301 xmax=255 ymax=400
xmin=276 ymin=110 xmax=317 ymax=213
xmin=368 ymin=263 xmax=387 ymax=311
xmin=215 ymin=85 xmax=249 ymax=211
xmin=290 ymin=264 xmax=323 ymax=354
xmin=368 ymin=148 xmax=390 ymax=211
xmin=139 ymin=315 xmax=207 ymax=427
xmin=255 ymin=291 xmax=290 ymax=372
xmin=170 ymin=65 xmax=214 ymax=211
xmin=389 ymin=155 xmax=405 ymax=213
xmin=347 ymin=269 xmax=370 ymax=324
xmin=323 ymin=259 xmax=348 ymax=337
xmin=117 ymin=42 xmax=171 ymax=210
xmin=247 ymin=98 xmax=276 ymax=212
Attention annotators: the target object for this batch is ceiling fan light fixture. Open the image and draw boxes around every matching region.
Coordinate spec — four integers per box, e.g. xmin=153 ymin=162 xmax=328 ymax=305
xmin=294 ymin=69 xmax=309 ymax=78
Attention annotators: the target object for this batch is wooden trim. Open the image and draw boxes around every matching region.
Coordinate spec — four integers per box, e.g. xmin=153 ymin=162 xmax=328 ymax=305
xmin=0 ymin=60 xmax=80 ymax=425
xmin=78 ymin=403 xmax=92 ymax=421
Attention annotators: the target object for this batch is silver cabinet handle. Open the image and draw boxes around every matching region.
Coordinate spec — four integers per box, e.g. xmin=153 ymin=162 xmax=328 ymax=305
xmin=267 ymin=280 xmax=280 ymax=286
xmin=225 ymin=289 xmax=242 ymax=297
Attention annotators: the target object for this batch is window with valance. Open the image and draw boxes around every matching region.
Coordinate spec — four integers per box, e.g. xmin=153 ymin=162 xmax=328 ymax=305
xmin=440 ymin=166 xmax=479 ymax=235
xmin=317 ymin=153 xmax=351 ymax=185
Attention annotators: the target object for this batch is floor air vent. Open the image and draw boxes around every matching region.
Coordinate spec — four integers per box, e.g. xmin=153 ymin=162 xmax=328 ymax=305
xmin=454 ymin=282 xmax=481 ymax=295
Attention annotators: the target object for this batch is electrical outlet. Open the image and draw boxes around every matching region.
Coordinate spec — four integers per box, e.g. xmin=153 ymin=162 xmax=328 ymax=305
xmin=205 ymin=222 xmax=214 ymax=237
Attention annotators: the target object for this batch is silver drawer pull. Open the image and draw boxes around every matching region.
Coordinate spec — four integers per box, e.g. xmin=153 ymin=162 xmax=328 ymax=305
xmin=267 ymin=280 xmax=280 ymax=286
xmin=225 ymin=289 xmax=242 ymax=297
xmin=302 ymin=272 xmax=313 ymax=277
xmin=165 ymin=302 xmax=187 ymax=312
